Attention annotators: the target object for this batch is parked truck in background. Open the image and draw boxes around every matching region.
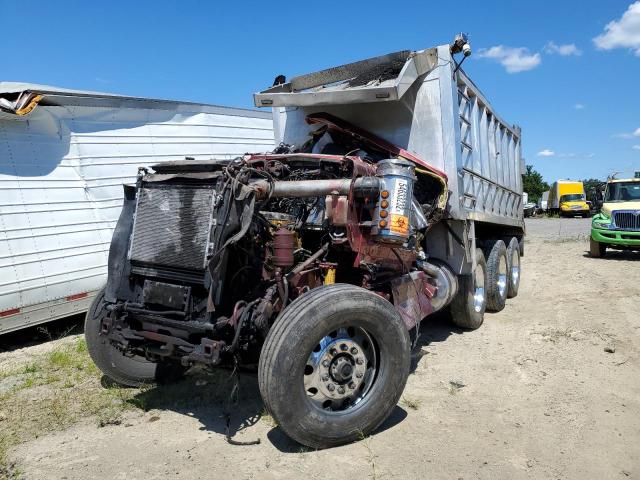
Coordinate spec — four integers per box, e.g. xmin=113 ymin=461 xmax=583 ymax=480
xmin=548 ymin=180 xmax=590 ymax=217
xmin=85 ymin=36 xmax=526 ymax=448
xmin=522 ymin=192 xmax=535 ymax=217
xmin=539 ymin=190 xmax=550 ymax=211
xmin=590 ymin=175 xmax=640 ymax=257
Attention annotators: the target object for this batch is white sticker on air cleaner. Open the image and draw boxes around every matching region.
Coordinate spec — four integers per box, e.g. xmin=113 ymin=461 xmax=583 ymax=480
xmin=390 ymin=178 xmax=408 ymax=215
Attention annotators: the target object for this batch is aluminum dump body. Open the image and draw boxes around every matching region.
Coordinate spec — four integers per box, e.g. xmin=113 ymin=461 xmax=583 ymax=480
xmin=255 ymin=44 xmax=524 ymax=228
xmin=0 ymin=84 xmax=274 ymax=333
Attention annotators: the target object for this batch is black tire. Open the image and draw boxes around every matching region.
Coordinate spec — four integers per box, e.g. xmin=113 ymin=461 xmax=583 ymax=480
xmin=590 ymin=237 xmax=606 ymax=258
xmin=85 ymin=289 xmax=184 ymax=387
xmin=258 ymin=284 xmax=410 ymax=449
xmin=483 ymin=240 xmax=508 ymax=312
xmin=506 ymin=237 xmax=521 ymax=299
xmin=450 ymin=248 xmax=487 ymax=329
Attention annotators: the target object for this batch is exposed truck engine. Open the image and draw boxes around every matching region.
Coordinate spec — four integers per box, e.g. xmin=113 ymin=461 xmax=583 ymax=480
xmin=86 ymin=35 xmax=525 ymax=449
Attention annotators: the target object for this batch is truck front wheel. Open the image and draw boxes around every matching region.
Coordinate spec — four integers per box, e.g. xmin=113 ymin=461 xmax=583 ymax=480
xmin=85 ymin=289 xmax=184 ymax=387
xmin=258 ymin=284 xmax=410 ymax=449
xmin=449 ymin=248 xmax=488 ymax=329
xmin=590 ymin=237 xmax=606 ymax=258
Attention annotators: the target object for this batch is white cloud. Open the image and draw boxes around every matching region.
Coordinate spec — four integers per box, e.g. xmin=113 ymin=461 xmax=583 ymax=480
xmin=558 ymin=153 xmax=577 ymax=158
xmin=476 ymin=45 xmax=541 ymax=73
xmin=537 ymin=149 xmax=555 ymax=157
xmin=545 ymin=42 xmax=582 ymax=56
xmin=633 ymin=145 xmax=640 ymax=150
xmin=612 ymin=128 xmax=640 ymax=139
xmin=574 ymin=103 xmax=585 ymax=110
xmin=593 ymin=1 xmax=640 ymax=56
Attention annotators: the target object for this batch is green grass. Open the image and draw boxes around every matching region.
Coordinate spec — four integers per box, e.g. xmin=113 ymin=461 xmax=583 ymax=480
xmin=259 ymin=408 xmax=277 ymax=428
xmin=0 ymin=337 xmax=145 ymax=476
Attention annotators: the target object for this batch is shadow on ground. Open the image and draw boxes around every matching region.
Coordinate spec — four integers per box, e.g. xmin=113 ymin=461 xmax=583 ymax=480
xmin=124 ymin=312 xmax=464 ymax=452
xmin=582 ymin=250 xmax=639 ymax=261
xmin=409 ymin=310 xmax=463 ymax=373
xmin=0 ymin=313 xmax=85 ymax=353
xmin=125 ymin=366 xmax=409 ymax=452
xmin=124 ymin=366 xmax=264 ymax=443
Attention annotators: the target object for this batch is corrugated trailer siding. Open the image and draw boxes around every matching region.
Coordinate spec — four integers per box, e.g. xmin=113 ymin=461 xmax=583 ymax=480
xmin=456 ymin=71 xmax=522 ymax=224
xmin=0 ymin=100 xmax=273 ymax=327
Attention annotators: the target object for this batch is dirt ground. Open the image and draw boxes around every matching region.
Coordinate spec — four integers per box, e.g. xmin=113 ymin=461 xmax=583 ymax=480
xmin=2 ymin=218 xmax=639 ymax=479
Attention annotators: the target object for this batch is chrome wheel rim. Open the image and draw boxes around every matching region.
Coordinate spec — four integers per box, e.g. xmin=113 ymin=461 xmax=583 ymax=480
xmin=497 ymin=255 xmax=508 ymax=299
xmin=304 ymin=327 xmax=377 ymax=412
xmin=473 ymin=263 xmax=486 ymax=313
xmin=510 ymin=249 xmax=520 ymax=289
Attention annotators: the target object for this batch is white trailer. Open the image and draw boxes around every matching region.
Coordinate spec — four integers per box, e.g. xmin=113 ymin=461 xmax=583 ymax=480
xmin=0 ymin=83 xmax=274 ymax=334
xmin=540 ymin=190 xmax=550 ymax=211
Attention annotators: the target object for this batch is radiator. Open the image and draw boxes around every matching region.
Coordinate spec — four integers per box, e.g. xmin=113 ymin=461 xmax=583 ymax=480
xmin=129 ymin=185 xmax=215 ymax=270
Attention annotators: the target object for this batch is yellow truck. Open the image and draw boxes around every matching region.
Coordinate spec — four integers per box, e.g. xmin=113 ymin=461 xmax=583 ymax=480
xmin=590 ymin=176 xmax=640 ymax=257
xmin=548 ymin=180 xmax=590 ymax=217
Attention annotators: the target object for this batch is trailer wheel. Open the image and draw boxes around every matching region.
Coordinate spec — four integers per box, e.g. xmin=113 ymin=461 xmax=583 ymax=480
xmin=590 ymin=238 xmax=606 ymax=258
xmin=450 ymin=248 xmax=487 ymax=329
xmin=506 ymin=237 xmax=521 ymax=298
xmin=258 ymin=284 xmax=410 ymax=449
xmin=85 ymin=289 xmax=184 ymax=387
xmin=482 ymin=240 xmax=508 ymax=312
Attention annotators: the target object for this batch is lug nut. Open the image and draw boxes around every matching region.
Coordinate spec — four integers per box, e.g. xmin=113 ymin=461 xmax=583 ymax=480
xmin=340 ymin=344 xmax=348 ymax=351
xmin=330 ymin=348 xmax=337 ymax=356
xmin=337 ymin=387 xmax=345 ymax=394
xmin=350 ymin=347 xmax=358 ymax=355
xmin=349 ymin=382 xmax=356 ymax=390
xmin=356 ymin=372 xmax=364 ymax=378
xmin=356 ymin=358 xmax=364 ymax=365
xmin=321 ymin=375 xmax=329 ymax=382
xmin=327 ymin=384 xmax=335 ymax=392
xmin=322 ymin=360 xmax=330 ymax=367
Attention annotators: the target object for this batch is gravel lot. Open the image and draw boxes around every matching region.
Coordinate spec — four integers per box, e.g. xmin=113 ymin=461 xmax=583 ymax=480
xmin=2 ymin=218 xmax=639 ymax=480
xmin=525 ymin=216 xmax=592 ymax=239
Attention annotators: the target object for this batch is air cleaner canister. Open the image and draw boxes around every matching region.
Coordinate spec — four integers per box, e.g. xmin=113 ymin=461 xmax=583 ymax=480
xmin=373 ymin=158 xmax=416 ymax=244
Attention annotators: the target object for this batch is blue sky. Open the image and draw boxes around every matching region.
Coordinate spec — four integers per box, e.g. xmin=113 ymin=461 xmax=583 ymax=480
xmin=2 ymin=0 xmax=639 ymax=182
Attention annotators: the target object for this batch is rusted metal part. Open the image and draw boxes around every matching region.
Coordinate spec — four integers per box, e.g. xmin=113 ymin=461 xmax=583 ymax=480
xmin=273 ymin=228 xmax=295 ymax=267
xmin=229 ymin=301 xmax=247 ymax=330
xmin=390 ymin=271 xmax=435 ymax=330
xmin=287 ymin=243 xmax=329 ymax=288
xmin=134 ymin=329 xmax=193 ymax=347
xmin=112 ymin=325 xmax=223 ymax=366
xmin=245 ymin=152 xmax=368 ymax=169
xmin=182 ymin=338 xmax=223 ymax=366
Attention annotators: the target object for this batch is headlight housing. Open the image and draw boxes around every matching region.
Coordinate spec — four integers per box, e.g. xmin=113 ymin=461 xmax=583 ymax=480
xmin=592 ymin=213 xmax=612 ymax=229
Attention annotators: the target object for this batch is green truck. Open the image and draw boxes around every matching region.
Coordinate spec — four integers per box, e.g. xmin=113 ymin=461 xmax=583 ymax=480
xmin=590 ymin=176 xmax=640 ymax=257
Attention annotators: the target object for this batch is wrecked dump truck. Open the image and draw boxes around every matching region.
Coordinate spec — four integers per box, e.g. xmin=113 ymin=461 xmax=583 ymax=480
xmin=86 ymin=35 xmax=525 ymax=448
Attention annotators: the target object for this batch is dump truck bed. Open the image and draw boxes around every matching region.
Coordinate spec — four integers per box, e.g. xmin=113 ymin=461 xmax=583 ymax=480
xmin=255 ymin=44 xmax=524 ymax=228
